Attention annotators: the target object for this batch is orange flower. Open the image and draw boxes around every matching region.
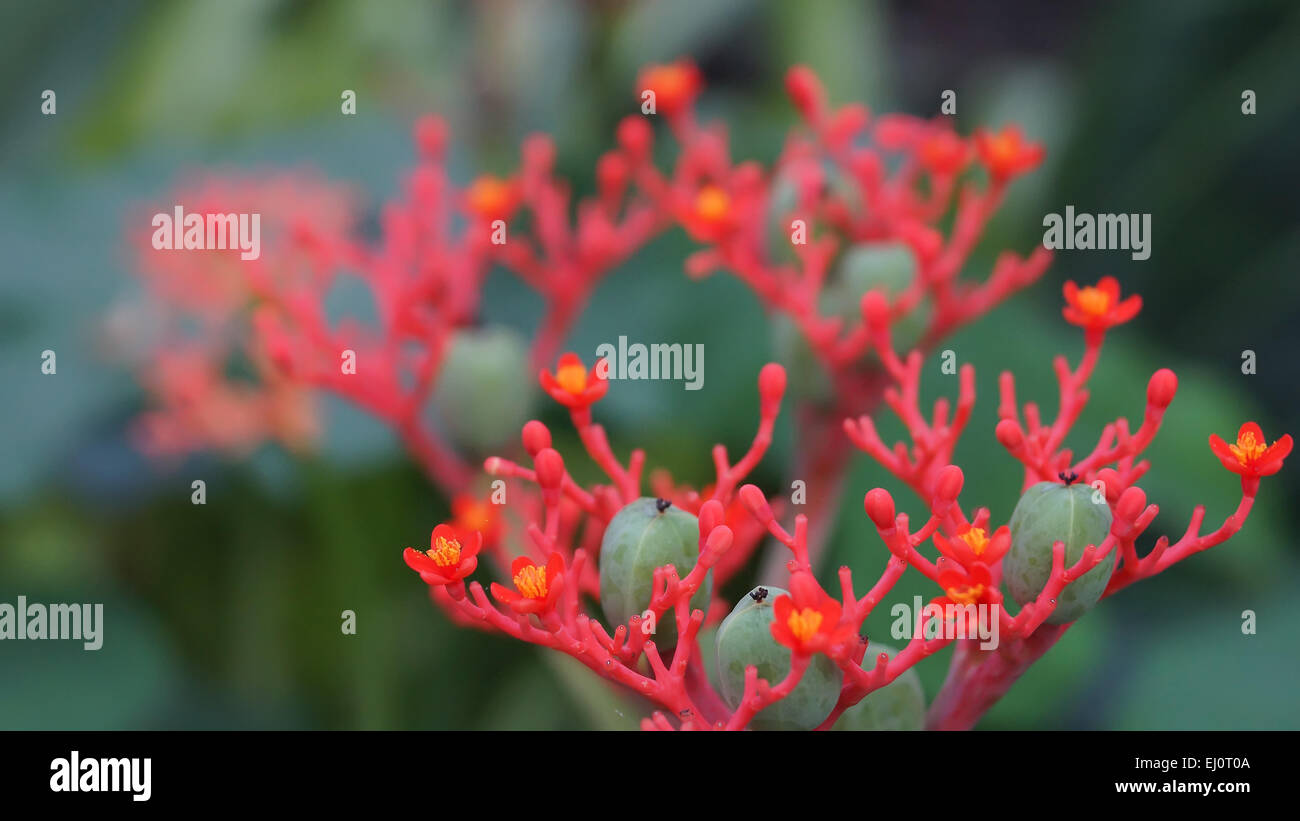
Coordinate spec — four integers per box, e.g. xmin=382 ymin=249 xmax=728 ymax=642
xmin=769 ymin=571 xmax=850 ymax=654
xmin=1062 ymin=276 xmax=1142 ymax=335
xmin=934 ymin=524 xmax=1010 ymax=569
xmin=637 ymin=60 xmax=702 ymax=117
xmin=452 ymin=494 xmax=501 ymax=547
xmin=929 ymin=564 xmax=996 ymax=636
xmin=918 ymin=130 xmax=971 ymax=177
xmin=681 ymin=184 xmax=735 ymax=243
xmin=465 ymin=175 xmax=518 ymax=221
xmin=1209 ymin=422 xmax=1291 ymax=478
xmin=539 ymin=352 xmax=609 ymax=410
xmin=490 ymin=553 xmax=565 ymax=614
xmin=403 ymin=523 xmax=480 ymax=585
xmin=974 ymin=125 xmax=1044 ymax=180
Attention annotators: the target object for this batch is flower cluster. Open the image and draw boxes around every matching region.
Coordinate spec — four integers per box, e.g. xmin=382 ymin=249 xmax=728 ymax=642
xmin=122 ymin=61 xmax=1288 ymax=729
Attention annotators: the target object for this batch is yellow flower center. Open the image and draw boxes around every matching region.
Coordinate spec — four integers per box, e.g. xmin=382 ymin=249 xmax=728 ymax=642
xmin=1075 ymin=286 xmax=1113 ymax=317
xmin=1230 ymin=431 xmax=1268 ymax=466
xmin=990 ymin=132 xmax=1021 ymax=165
xmin=513 ymin=564 xmax=548 ymax=599
xmin=959 ymin=527 xmax=989 ymax=557
xmin=946 ymin=583 xmax=985 ymax=606
xmin=427 ymin=534 xmax=462 ymax=568
xmin=694 ymin=186 xmax=731 ymax=223
xmin=786 ymin=607 xmax=824 ymax=643
xmin=467 ymin=176 xmax=510 ymax=217
xmin=556 ymin=362 xmax=588 ymax=394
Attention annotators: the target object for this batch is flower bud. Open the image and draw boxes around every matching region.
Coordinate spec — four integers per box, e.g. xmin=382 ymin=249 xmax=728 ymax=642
xmin=995 ymin=418 xmax=1024 ymax=450
xmin=785 ymin=66 xmax=826 ymax=122
xmin=1146 ymin=368 xmax=1178 ymax=409
xmin=533 ymin=448 xmax=565 ymax=491
xmin=863 ymin=488 xmax=896 ymax=530
xmin=758 ymin=362 xmax=787 ymax=407
xmin=598 ymin=497 xmax=712 ymax=645
xmin=715 ymin=586 xmax=841 ymax=730
xmin=832 ymin=642 xmax=926 ymax=731
xmin=1004 ymin=481 xmax=1115 ymax=624
xmin=521 ymin=420 xmax=552 ymax=456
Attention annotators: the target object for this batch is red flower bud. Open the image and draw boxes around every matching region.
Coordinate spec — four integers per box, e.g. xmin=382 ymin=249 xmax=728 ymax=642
xmin=860 ymin=290 xmax=891 ymax=328
xmin=1146 ymin=368 xmax=1178 ymax=408
xmin=995 ymin=418 xmax=1024 ymax=450
xmin=1115 ymin=486 xmax=1147 ymax=522
xmin=863 ymin=488 xmax=896 ymax=530
xmin=521 ymin=420 xmax=552 ymax=456
xmin=758 ymin=362 xmax=787 ymax=406
xmin=934 ymin=465 xmax=964 ymax=502
xmin=785 ymin=65 xmax=826 ymax=123
xmin=413 ymin=115 xmax=446 ymax=159
xmin=616 ymin=115 xmax=653 ymax=162
xmin=534 ymin=448 xmax=565 ymax=490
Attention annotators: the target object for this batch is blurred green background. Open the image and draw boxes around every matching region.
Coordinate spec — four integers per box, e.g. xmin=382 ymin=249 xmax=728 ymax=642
xmin=1 ymin=0 xmax=1297 ymax=729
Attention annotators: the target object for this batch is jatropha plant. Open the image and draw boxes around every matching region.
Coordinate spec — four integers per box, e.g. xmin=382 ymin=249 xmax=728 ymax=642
xmin=123 ymin=62 xmax=1290 ymax=730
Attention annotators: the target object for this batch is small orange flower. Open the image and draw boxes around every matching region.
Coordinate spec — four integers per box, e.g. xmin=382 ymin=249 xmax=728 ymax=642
xmin=769 ymin=571 xmax=850 ymax=653
xmin=929 ymin=564 xmax=996 ymax=636
xmin=918 ymin=130 xmax=971 ymax=177
xmin=934 ymin=524 xmax=1010 ymax=569
xmin=403 ymin=523 xmax=480 ymax=585
xmin=932 ymin=564 xmax=996 ymax=611
xmin=539 ymin=352 xmax=609 ymax=410
xmin=491 ymin=553 xmax=565 ymax=614
xmin=465 ymin=175 xmax=517 ymax=221
xmin=637 ymin=60 xmax=702 ymax=117
xmin=694 ymin=185 xmax=731 ymax=223
xmin=1209 ymin=422 xmax=1291 ymax=478
xmin=974 ymin=125 xmax=1044 ymax=180
xmin=680 ymin=184 xmax=736 ymax=243
xmin=452 ymin=494 xmax=501 ymax=547
xmin=1062 ymin=276 xmax=1142 ymax=335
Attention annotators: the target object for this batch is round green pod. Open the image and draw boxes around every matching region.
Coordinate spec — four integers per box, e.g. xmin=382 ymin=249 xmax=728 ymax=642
xmin=715 ymin=586 xmax=842 ymax=731
xmin=832 ymin=641 xmax=926 ymax=731
xmin=432 ymin=326 xmax=533 ymax=453
xmin=598 ymin=498 xmax=711 ymax=645
xmin=832 ymin=242 xmax=929 ymax=350
xmin=764 ymin=161 xmax=863 ymax=267
xmin=1004 ymin=481 xmax=1115 ymax=625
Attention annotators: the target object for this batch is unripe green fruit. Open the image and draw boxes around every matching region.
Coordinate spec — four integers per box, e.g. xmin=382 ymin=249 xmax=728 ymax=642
xmin=770 ymin=242 xmax=929 ymax=405
xmin=599 ymin=498 xmax=711 ymax=645
xmin=715 ymin=586 xmax=841 ymax=730
xmin=432 ymin=326 xmax=533 ymax=453
xmin=833 ymin=242 xmax=929 ymax=350
xmin=765 ymin=163 xmax=862 ymax=267
xmin=833 ymin=642 xmax=926 ymax=731
xmin=1005 ymin=481 xmax=1115 ymax=625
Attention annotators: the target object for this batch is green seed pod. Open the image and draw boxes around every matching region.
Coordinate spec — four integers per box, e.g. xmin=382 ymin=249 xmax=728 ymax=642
xmin=833 ymin=641 xmax=926 ymax=731
xmin=1004 ymin=481 xmax=1115 ymax=625
xmin=765 ymin=161 xmax=863 ymax=267
xmin=714 ymin=586 xmax=842 ymax=731
xmin=832 ymin=242 xmax=930 ymax=350
xmin=598 ymin=497 xmax=712 ymax=645
xmin=769 ymin=241 xmax=930 ymax=405
xmin=432 ymin=326 xmax=533 ymax=454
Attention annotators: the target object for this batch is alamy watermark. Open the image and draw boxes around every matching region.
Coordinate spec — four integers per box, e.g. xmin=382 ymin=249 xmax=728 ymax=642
xmin=0 ymin=596 xmax=103 ymax=650
xmin=594 ymin=336 xmax=704 ymax=390
xmin=151 ymin=205 xmax=261 ymax=260
xmin=1042 ymin=205 xmax=1151 ymax=260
